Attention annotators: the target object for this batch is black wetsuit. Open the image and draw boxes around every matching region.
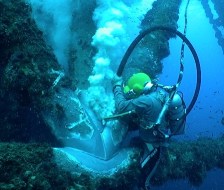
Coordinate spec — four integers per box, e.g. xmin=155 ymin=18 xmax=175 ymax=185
xmin=113 ymin=85 xmax=168 ymax=145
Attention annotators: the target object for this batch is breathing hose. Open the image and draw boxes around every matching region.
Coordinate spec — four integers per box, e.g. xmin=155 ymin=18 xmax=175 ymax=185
xmin=116 ymin=26 xmax=201 ymax=116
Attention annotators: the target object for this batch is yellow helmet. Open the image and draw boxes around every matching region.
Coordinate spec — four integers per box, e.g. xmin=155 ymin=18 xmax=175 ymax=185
xmin=124 ymin=72 xmax=152 ymax=98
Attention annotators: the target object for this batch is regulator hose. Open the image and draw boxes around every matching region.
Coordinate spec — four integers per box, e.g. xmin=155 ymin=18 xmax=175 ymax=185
xmin=116 ymin=26 xmax=201 ymax=116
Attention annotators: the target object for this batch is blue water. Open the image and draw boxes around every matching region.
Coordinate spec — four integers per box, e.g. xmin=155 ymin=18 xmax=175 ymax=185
xmin=161 ymin=0 xmax=224 ymax=139
xmin=156 ymin=0 xmax=224 ymax=189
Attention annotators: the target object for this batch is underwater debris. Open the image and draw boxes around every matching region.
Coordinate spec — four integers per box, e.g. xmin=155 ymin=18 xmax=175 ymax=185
xmin=50 ymin=69 xmax=65 ymax=89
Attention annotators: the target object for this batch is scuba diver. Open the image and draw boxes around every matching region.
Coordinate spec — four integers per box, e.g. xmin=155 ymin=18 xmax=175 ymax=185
xmin=112 ymin=72 xmax=186 ymax=190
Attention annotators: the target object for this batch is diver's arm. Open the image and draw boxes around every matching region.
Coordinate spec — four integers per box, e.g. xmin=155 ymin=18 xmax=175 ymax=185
xmin=113 ymin=85 xmax=134 ymax=112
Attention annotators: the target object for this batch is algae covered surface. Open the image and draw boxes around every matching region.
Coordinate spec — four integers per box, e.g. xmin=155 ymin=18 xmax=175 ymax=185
xmin=1 ymin=137 xmax=224 ymax=189
xmin=152 ymin=136 xmax=224 ymax=186
xmin=0 ymin=143 xmax=141 ymax=190
xmin=0 ymin=143 xmax=68 ymax=190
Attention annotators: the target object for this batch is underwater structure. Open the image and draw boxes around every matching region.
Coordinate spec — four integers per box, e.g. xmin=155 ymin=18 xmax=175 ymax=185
xmin=1 ymin=137 xmax=224 ymax=189
xmin=0 ymin=0 xmax=223 ymax=189
xmin=200 ymin=0 xmax=224 ymax=53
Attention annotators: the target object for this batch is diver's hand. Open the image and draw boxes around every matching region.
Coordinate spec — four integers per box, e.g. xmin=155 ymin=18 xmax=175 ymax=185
xmin=111 ymin=74 xmax=123 ymax=88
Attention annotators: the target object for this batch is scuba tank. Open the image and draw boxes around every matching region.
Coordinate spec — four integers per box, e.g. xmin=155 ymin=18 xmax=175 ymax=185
xmin=167 ymin=92 xmax=186 ymax=135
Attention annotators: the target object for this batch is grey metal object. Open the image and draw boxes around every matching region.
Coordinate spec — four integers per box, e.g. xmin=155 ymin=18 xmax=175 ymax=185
xmin=43 ymin=88 xmax=128 ymax=160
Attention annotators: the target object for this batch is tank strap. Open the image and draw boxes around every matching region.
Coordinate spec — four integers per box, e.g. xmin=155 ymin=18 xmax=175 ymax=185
xmin=156 ymin=90 xmax=167 ymax=105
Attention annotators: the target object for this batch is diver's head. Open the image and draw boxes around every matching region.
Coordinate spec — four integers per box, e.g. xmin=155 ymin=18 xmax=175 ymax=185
xmin=123 ymin=72 xmax=154 ymax=99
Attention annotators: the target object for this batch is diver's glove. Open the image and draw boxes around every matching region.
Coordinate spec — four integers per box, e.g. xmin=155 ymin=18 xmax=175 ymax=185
xmin=111 ymin=74 xmax=123 ymax=91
